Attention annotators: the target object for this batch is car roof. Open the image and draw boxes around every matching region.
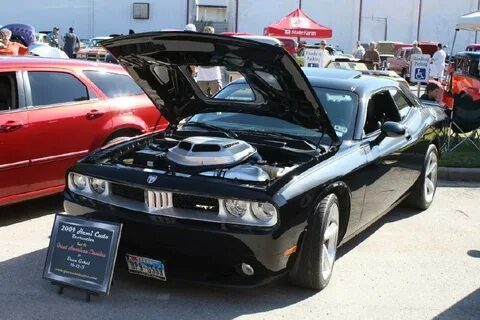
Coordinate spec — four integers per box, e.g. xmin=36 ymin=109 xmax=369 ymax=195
xmin=232 ymin=67 xmax=399 ymax=96
xmin=0 ymin=56 xmax=125 ymax=72
xmin=456 ymin=51 xmax=480 ymax=58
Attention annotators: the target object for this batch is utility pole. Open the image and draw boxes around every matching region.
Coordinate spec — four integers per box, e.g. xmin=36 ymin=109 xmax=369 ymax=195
xmin=476 ymin=0 xmax=480 ymax=43
xmin=417 ymin=0 xmax=423 ymax=41
xmin=358 ymin=0 xmax=363 ymax=41
xmin=299 ymin=0 xmax=302 ymax=9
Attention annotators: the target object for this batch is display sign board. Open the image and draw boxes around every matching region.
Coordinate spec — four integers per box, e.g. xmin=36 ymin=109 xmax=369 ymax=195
xmin=43 ymin=213 xmax=122 ymax=295
xmin=410 ymin=54 xmax=431 ymax=83
xmin=304 ymin=48 xmax=326 ymax=68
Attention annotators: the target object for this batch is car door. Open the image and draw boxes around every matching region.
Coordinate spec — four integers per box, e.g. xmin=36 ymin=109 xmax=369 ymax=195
xmin=0 ymin=71 xmax=29 ymax=202
xmin=359 ymin=89 xmax=420 ymax=225
xmin=25 ymin=69 xmax=112 ymax=193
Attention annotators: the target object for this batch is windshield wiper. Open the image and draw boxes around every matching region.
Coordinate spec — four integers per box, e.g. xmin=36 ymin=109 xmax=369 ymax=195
xmin=234 ymin=129 xmax=309 ymax=142
xmin=182 ymin=121 xmax=237 ymax=139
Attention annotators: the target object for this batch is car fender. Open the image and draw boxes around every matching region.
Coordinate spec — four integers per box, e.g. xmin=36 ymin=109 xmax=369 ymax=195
xmin=109 ymin=114 xmax=150 ymax=134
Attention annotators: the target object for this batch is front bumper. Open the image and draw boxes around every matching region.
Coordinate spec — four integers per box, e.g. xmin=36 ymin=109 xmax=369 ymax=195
xmin=64 ymin=192 xmax=304 ymax=287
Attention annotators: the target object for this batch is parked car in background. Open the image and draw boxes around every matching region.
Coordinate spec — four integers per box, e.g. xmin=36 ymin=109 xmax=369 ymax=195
xmin=296 ymin=45 xmax=354 ymax=67
xmin=0 ymin=57 xmax=166 ymax=207
xmin=388 ymin=42 xmax=441 ymax=79
xmin=466 ymin=44 xmax=480 ymax=52
xmin=273 ymin=36 xmax=299 ymax=55
xmin=443 ymin=51 xmax=480 ymax=108
xmin=64 ymin=32 xmax=447 ymax=291
xmin=76 ymin=36 xmax=112 ymax=61
xmin=232 ymin=35 xmax=282 ymax=47
xmin=377 ymin=41 xmax=404 ymax=55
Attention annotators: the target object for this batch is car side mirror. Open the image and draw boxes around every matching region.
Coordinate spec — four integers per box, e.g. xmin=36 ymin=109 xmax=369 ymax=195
xmin=374 ymin=121 xmax=406 ymax=144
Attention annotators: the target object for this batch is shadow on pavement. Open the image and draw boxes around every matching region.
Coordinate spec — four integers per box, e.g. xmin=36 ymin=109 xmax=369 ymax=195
xmin=433 ymin=288 xmax=480 ymax=320
xmin=0 ymin=249 xmax=315 ymax=320
xmin=0 ymin=194 xmax=63 ymax=227
xmin=337 ymin=206 xmax=420 ymax=259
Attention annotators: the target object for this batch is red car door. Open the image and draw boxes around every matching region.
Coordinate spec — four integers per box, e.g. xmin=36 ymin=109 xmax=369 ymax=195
xmin=0 ymin=71 xmax=30 ymax=203
xmin=25 ymin=69 xmax=112 ymax=192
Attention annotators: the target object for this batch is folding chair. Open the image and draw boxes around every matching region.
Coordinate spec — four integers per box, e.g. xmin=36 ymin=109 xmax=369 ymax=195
xmin=447 ymin=93 xmax=480 ymax=152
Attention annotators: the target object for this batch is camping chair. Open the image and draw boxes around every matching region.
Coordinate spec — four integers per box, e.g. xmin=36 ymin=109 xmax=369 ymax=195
xmin=447 ymin=93 xmax=480 ymax=152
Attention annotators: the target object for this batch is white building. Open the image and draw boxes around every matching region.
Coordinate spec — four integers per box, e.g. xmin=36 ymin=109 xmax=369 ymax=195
xmin=1 ymin=0 xmax=479 ymax=53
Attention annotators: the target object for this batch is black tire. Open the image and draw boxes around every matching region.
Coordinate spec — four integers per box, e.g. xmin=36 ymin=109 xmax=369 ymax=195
xmin=103 ymin=136 xmax=132 ymax=146
xmin=405 ymin=144 xmax=439 ymax=210
xmin=289 ymin=194 xmax=340 ymax=290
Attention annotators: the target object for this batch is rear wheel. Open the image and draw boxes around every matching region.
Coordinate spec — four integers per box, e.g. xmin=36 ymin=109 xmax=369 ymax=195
xmin=289 ymin=194 xmax=340 ymax=290
xmin=405 ymin=144 xmax=439 ymax=210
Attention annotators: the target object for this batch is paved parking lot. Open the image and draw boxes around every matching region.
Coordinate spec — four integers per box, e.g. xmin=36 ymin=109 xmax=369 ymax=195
xmin=1 ymin=182 xmax=479 ymax=320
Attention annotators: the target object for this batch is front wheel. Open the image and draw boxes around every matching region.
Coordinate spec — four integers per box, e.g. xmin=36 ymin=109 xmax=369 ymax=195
xmin=405 ymin=144 xmax=439 ymax=210
xmin=289 ymin=194 xmax=340 ymax=290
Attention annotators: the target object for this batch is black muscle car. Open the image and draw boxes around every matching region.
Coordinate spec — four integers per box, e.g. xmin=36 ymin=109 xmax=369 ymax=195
xmin=63 ymin=32 xmax=448 ymax=290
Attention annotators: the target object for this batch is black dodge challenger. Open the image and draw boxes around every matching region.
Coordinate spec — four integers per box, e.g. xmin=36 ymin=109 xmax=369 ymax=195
xmin=64 ymin=32 xmax=448 ymax=290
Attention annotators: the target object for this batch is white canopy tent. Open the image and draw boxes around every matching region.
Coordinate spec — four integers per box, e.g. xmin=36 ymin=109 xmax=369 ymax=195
xmin=456 ymin=11 xmax=480 ymax=32
xmin=452 ymin=11 xmax=480 ymax=55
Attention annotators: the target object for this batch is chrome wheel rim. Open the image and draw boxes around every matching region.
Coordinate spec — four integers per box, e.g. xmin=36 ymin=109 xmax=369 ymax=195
xmin=424 ymin=151 xmax=438 ymax=203
xmin=321 ymin=202 xmax=339 ymax=280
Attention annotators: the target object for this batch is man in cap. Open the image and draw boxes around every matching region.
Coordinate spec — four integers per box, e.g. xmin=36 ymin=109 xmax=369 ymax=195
xmin=319 ymin=40 xmax=331 ymax=67
xmin=47 ymin=27 xmax=60 ymax=48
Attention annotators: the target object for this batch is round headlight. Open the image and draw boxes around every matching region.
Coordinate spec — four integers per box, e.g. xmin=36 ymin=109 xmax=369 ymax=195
xmin=224 ymin=199 xmax=249 ymax=217
xmin=72 ymin=174 xmax=87 ymax=190
xmin=251 ymin=202 xmax=277 ymax=222
xmin=90 ymin=178 xmax=106 ymax=194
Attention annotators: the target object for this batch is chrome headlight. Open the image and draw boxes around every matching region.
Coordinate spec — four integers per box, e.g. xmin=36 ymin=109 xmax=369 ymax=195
xmin=224 ymin=199 xmax=249 ymax=217
xmin=89 ymin=178 xmax=106 ymax=194
xmin=251 ymin=202 xmax=277 ymax=222
xmin=71 ymin=173 xmax=87 ymax=190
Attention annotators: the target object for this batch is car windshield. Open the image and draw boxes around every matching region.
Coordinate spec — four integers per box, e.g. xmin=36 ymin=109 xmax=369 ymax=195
xmin=212 ymin=82 xmax=358 ymax=140
xmin=88 ymin=39 xmax=104 ymax=47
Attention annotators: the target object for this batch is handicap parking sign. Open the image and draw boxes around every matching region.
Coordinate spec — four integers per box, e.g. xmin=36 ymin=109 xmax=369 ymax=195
xmin=410 ymin=54 xmax=430 ymax=83
xmin=415 ymin=68 xmax=426 ymax=80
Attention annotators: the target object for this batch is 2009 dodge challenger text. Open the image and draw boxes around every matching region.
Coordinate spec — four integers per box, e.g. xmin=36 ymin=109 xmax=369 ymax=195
xmin=64 ymin=32 xmax=448 ymax=290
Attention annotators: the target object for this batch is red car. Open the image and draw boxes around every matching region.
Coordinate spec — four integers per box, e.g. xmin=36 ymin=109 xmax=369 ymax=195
xmin=0 ymin=56 xmax=167 ymax=206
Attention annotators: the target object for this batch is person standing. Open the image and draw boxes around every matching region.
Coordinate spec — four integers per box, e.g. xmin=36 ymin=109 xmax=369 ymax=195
xmin=0 ymin=28 xmax=28 ymax=56
xmin=63 ymin=27 xmax=80 ymax=58
xmin=47 ymin=27 xmax=60 ymax=48
xmin=409 ymin=41 xmax=422 ymax=56
xmin=319 ymin=40 xmax=331 ymax=67
xmin=430 ymin=43 xmax=447 ymax=81
xmin=196 ymin=26 xmax=222 ymax=96
xmin=352 ymin=41 xmax=365 ymax=60
xmin=363 ymin=41 xmax=381 ymax=70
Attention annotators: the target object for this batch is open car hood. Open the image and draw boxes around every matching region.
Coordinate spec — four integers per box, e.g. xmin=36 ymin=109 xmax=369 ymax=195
xmin=102 ymin=32 xmax=338 ymax=142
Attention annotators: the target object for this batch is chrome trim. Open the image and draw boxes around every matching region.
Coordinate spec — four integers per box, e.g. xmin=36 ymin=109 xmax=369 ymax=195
xmin=68 ymin=174 xmax=277 ymax=227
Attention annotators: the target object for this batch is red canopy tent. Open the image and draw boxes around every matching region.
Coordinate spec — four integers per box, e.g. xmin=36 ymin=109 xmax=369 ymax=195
xmin=263 ymin=8 xmax=332 ymax=38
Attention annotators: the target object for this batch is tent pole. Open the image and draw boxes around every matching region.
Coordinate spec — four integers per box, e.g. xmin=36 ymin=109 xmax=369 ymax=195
xmin=451 ymin=29 xmax=458 ymax=57
xmin=476 ymin=0 xmax=480 ymax=42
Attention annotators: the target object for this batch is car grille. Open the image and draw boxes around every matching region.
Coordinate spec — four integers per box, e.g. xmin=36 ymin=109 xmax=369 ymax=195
xmin=172 ymin=194 xmax=219 ymax=213
xmin=111 ymin=183 xmax=145 ymax=202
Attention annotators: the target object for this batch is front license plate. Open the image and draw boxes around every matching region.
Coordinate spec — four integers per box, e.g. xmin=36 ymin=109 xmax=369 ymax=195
xmin=125 ymin=254 xmax=166 ymax=281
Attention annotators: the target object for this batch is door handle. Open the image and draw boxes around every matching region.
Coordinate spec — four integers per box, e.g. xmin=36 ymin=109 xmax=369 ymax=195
xmin=86 ymin=110 xmax=104 ymax=120
xmin=0 ymin=120 xmax=24 ymax=132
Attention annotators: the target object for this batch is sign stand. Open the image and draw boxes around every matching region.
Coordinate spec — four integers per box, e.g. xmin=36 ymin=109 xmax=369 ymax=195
xmin=43 ymin=213 xmax=122 ymax=302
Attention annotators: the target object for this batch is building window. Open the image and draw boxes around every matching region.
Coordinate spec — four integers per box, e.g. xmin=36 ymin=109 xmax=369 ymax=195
xmin=133 ymin=3 xmax=150 ymax=19
xmin=196 ymin=5 xmax=227 ymax=22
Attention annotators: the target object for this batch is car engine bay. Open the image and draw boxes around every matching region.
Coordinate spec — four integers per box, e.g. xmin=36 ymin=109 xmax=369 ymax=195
xmin=95 ymin=131 xmax=326 ymax=185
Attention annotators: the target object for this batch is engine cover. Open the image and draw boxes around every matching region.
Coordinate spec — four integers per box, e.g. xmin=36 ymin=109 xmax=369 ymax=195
xmin=166 ymin=136 xmax=256 ymax=167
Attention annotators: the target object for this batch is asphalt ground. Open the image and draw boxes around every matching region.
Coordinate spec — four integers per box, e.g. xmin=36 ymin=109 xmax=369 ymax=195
xmin=0 ymin=181 xmax=479 ymax=320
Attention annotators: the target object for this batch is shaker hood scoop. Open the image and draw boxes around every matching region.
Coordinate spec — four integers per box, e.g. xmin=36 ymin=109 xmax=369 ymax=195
xmin=101 ymin=31 xmax=338 ymax=142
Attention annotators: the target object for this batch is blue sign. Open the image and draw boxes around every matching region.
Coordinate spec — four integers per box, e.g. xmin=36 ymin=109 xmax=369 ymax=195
xmin=415 ymin=68 xmax=427 ymax=80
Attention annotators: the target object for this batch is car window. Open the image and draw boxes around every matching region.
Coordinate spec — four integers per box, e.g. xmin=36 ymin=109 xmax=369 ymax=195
xmin=389 ymin=89 xmax=413 ymax=119
xmin=84 ymin=71 xmax=144 ymax=98
xmin=214 ymin=83 xmax=255 ymax=101
xmin=28 ymin=72 xmax=89 ymax=106
xmin=364 ymin=91 xmax=401 ymax=135
xmin=0 ymin=72 xmax=18 ymax=111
